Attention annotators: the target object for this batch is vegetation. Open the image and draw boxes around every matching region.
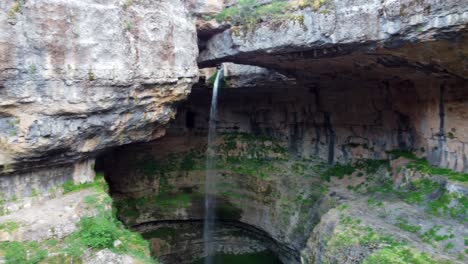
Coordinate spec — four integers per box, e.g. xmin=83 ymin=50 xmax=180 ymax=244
xmin=419 ymin=225 xmax=454 ymax=245
xmin=388 ymin=150 xmax=468 ymax=182
xmin=321 ymin=159 xmax=388 ymax=182
xmin=363 ymin=246 xmax=445 ymax=264
xmin=0 ymin=241 xmax=47 ymax=264
xmin=324 ymin=210 xmax=444 ymax=264
xmin=7 ymin=1 xmax=22 ymax=18
xmin=215 ymin=0 xmax=328 ymax=27
xmin=62 ymin=206 xmax=154 ymax=263
xmin=0 ymin=171 xmax=156 ymax=264
xmin=0 ymin=221 xmax=19 ymax=233
xmin=395 ymin=218 xmax=421 ymax=233
xmin=62 ymin=172 xmax=107 ymax=194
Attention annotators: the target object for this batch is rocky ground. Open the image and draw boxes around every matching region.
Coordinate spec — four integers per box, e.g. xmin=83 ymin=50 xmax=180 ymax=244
xmin=0 ymin=175 xmax=153 ymax=264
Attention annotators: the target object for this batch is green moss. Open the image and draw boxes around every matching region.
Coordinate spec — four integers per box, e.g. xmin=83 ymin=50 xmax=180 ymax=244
xmin=395 ymin=218 xmax=421 ymax=233
xmin=62 ymin=172 xmax=107 ymax=194
xmin=215 ymin=0 xmax=332 ymax=27
xmin=7 ymin=1 xmax=21 ymax=18
xmin=321 ymin=163 xmax=356 ymax=181
xmin=388 ymin=149 xmax=468 ymax=182
xmin=355 ymin=159 xmax=389 ymax=174
xmin=363 ymin=246 xmax=440 ymax=264
xmin=367 ymin=198 xmax=383 ymax=207
xmin=408 ymin=158 xmax=468 ymax=182
xmin=419 ymin=225 xmax=453 ymax=245
xmin=0 ymin=241 xmax=47 ymax=264
xmin=397 ymin=179 xmax=439 ymax=204
xmin=63 ymin=193 xmax=155 ymax=263
xmin=0 ymin=221 xmax=19 ymax=233
xmin=426 ymin=193 xmax=467 ymax=219
xmin=325 ymin=214 xmax=398 ymax=258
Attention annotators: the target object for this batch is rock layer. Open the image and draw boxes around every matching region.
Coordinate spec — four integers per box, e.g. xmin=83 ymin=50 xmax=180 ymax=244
xmin=0 ymin=0 xmax=199 ymax=176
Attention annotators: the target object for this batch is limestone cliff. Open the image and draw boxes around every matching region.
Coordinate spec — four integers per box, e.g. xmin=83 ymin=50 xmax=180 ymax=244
xmin=0 ymin=0 xmax=198 ymax=175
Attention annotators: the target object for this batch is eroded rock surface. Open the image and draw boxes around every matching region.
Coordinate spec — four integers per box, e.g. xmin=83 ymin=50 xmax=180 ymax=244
xmin=0 ymin=0 xmax=198 ymax=177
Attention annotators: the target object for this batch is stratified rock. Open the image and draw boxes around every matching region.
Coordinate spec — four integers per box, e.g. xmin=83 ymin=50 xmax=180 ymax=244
xmin=200 ymin=0 xmax=467 ymax=77
xmin=0 ymin=0 xmax=199 ymax=175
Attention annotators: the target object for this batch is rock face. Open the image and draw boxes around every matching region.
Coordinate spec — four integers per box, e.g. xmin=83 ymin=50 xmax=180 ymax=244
xmin=200 ymin=0 xmax=467 ymax=74
xmin=0 ymin=0 xmax=198 ymax=181
xmin=197 ymin=0 xmax=468 ymax=172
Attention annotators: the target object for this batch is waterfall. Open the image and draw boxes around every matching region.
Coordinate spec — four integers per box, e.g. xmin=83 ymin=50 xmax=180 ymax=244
xmin=203 ymin=66 xmax=224 ymax=264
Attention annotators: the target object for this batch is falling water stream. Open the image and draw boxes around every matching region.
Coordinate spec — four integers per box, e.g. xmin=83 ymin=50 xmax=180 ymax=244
xmin=203 ymin=66 xmax=224 ymax=264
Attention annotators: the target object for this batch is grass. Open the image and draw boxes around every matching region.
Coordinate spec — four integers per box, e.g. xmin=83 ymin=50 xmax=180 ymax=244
xmin=321 ymin=163 xmax=355 ymax=181
xmin=419 ymin=225 xmax=454 ymax=245
xmin=215 ymin=0 xmax=328 ymax=26
xmin=62 ymin=172 xmax=107 ymax=194
xmin=61 ymin=190 xmax=156 ymax=263
xmin=321 ymin=159 xmax=389 ymax=182
xmin=323 ymin=212 xmax=443 ymax=264
xmin=363 ymin=246 xmax=443 ymax=264
xmin=396 ymin=179 xmax=439 ymax=204
xmin=0 ymin=170 xmax=157 ymax=264
xmin=0 ymin=241 xmax=47 ymax=264
xmin=388 ymin=149 xmax=468 ymax=182
xmin=395 ymin=218 xmax=421 ymax=233
xmin=408 ymin=158 xmax=468 ymax=182
xmin=0 ymin=221 xmax=19 ymax=233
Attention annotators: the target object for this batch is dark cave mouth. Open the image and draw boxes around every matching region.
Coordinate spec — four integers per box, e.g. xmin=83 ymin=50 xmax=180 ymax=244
xmin=130 ymin=220 xmax=291 ymax=264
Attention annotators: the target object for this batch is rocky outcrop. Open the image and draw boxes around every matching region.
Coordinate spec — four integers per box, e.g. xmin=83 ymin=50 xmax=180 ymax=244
xmin=0 ymin=0 xmax=199 ymax=181
xmin=200 ymin=0 xmax=467 ymax=77
xmin=196 ymin=0 xmax=468 ymax=172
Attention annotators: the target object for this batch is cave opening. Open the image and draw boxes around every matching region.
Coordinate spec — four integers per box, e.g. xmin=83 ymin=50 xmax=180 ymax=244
xmin=1 ymin=1 xmax=467 ymax=264
xmin=95 ymin=53 xmax=467 ymax=263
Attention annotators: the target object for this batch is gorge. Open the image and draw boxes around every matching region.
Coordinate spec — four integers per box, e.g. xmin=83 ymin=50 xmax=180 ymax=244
xmin=0 ymin=0 xmax=467 ymax=264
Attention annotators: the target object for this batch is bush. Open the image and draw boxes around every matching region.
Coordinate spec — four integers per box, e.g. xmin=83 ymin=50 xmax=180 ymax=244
xmin=216 ymin=0 xmax=291 ymax=26
xmin=0 ymin=241 xmax=47 ymax=264
xmin=76 ymin=215 xmax=119 ymax=249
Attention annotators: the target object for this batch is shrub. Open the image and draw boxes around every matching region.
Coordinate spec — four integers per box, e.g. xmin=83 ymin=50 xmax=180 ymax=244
xmin=76 ymin=215 xmax=119 ymax=249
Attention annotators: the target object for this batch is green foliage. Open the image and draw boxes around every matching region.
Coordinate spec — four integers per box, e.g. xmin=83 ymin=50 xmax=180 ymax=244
xmin=215 ymin=0 xmax=292 ymax=26
xmin=367 ymin=197 xmax=383 ymax=207
xmin=355 ymin=159 xmax=389 ymax=174
xmin=87 ymin=69 xmax=95 ymax=81
xmin=29 ymin=64 xmax=37 ymax=74
xmin=321 ymin=163 xmax=356 ymax=181
xmin=62 ymin=197 xmax=155 ymax=263
xmin=395 ymin=218 xmax=421 ymax=233
xmin=215 ymin=0 xmax=329 ymax=26
xmin=388 ymin=149 xmax=467 ymax=182
xmin=325 ymin=214 xmax=398 ymax=259
xmin=0 ymin=221 xmax=19 ymax=233
xmin=75 ymin=214 xmax=120 ymax=249
xmin=0 ymin=241 xmax=47 ymax=264
xmin=419 ymin=225 xmax=453 ymax=245
xmin=363 ymin=246 xmax=439 ymax=264
xmin=62 ymin=173 xmax=107 ymax=194
xmin=7 ymin=1 xmax=22 ymax=18
xmin=206 ymin=70 xmax=223 ymax=88
xmin=397 ymin=179 xmax=439 ymax=204
xmin=217 ymin=132 xmax=287 ymax=179
xmin=408 ymin=158 xmax=468 ymax=182
xmin=426 ymin=192 xmax=467 ymax=219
